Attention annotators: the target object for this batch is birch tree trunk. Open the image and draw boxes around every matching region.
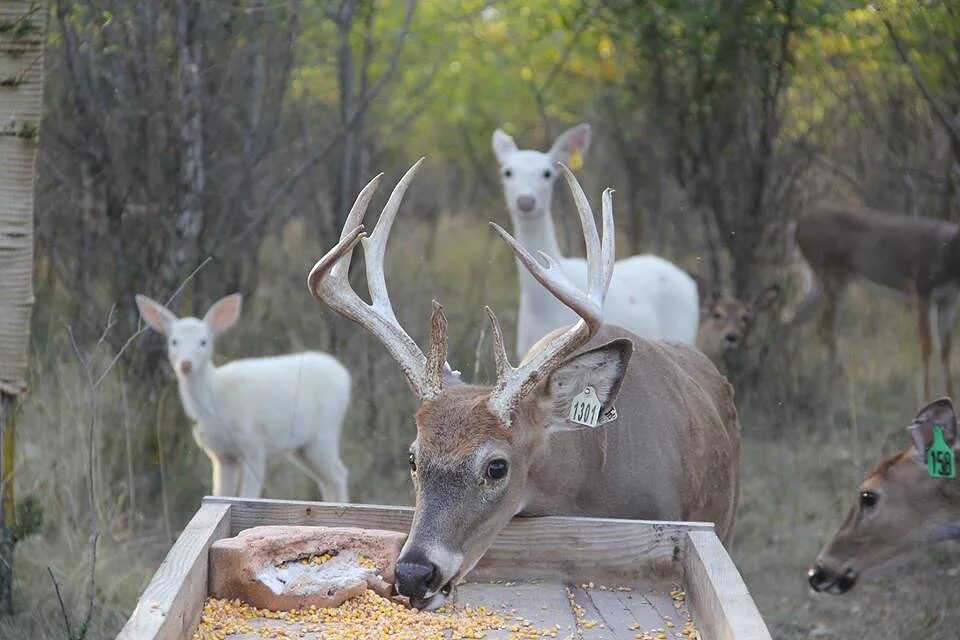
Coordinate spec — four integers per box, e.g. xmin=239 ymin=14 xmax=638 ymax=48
xmin=0 ymin=0 xmax=45 ymax=615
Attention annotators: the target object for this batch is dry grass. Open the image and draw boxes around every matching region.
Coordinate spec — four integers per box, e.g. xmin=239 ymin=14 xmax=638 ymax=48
xmin=4 ymin=216 xmax=960 ymax=640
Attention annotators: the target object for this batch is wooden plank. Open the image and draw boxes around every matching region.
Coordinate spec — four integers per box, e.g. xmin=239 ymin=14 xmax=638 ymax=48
xmin=683 ymin=530 xmax=772 ymax=640
xmin=568 ymin=585 xmax=682 ymax=639
xmin=116 ymin=502 xmax=232 ymax=640
xmin=205 ymin=497 xmax=710 ymax=583
xmin=457 ymin=582 xmax=576 ymax=639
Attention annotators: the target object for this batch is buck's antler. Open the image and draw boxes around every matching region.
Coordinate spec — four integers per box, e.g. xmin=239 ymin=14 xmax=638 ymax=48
xmin=307 ymin=158 xmax=450 ymax=400
xmin=486 ymin=164 xmax=615 ymax=425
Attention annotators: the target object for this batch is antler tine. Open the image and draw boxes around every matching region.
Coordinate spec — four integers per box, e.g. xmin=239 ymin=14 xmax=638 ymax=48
xmin=307 ymin=160 xmax=446 ymax=401
xmin=600 ymin=188 xmax=615 ymax=298
xmin=485 ymin=306 xmax=512 ymax=379
xmin=425 ymin=300 xmax=448 ymax=397
xmin=490 ymin=222 xmax=602 ymax=329
xmin=558 ymin=163 xmax=602 ymax=300
xmin=487 ymin=173 xmax=616 ymax=425
xmin=363 ymin=158 xmax=425 ymax=322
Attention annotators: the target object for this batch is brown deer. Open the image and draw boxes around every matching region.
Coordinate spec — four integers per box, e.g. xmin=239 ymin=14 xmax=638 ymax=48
xmin=307 ymin=159 xmax=741 ymax=610
xmin=788 ymin=204 xmax=960 ymax=400
xmin=695 ymin=285 xmax=780 ymax=360
xmin=809 ymin=398 xmax=960 ymax=594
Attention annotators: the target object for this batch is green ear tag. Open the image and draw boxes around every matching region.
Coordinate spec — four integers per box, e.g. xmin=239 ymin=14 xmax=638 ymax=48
xmin=928 ymin=425 xmax=956 ymax=479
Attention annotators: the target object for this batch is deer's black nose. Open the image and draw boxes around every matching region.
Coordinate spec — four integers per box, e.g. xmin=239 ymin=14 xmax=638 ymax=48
xmin=724 ymin=332 xmax=740 ymax=344
xmin=808 ymin=565 xmax=827 ymax=591
xmin=396 ymin=560 xmax=439 ymax=602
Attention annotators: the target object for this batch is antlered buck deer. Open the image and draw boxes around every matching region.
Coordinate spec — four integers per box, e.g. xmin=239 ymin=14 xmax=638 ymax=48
xmin=492 ymin=124 xmax=700 ymax=357
xmin=809 ymin=398 xmax=960 ymax=594
xmin=788 ymin=204 xmax=960 ymax=399
xmin=308 ymin=159 xmax=741 ymax=610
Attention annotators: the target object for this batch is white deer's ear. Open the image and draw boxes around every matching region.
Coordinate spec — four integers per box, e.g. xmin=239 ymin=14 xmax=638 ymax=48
xmin=135 ymin=294 xmax=177 ymax=335
xmin=908 ymin=397 xmax=959 ymax=458
xmin=492 ymin=128 xmax=518 ymax=164
xmin=543 ymin=339 xmax=632 ymax=431
xmin=549 ymin=123 xmax=591 ymax=165
xmin=203 ymin=293 xmax=243 ymax=335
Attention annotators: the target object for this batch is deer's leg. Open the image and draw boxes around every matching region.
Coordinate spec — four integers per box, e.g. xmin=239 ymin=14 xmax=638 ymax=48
xmin=935 ymin=289 xmax=960 ymax=398
xmin=293 ymin=441 xmax=350 ymax=503
xmin=238 ymin=453 xmax=266 ymax=499
xmin=919 ymin=296 xmax=933 ymax=401
xmin=211 ymin=454 xmax=241 ymax=497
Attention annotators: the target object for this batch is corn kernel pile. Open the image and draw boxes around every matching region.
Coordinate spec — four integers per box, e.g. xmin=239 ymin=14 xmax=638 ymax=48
xmin=192 ymin=589 xmax=561 ymax=640
xmin=191 ymin=583 xmax=701 ymax=640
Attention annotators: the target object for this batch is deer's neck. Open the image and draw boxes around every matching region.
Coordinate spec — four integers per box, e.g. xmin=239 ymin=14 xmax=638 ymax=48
xmin=509 ymin=207 xmax=575 ymax=356
xmin=176 ymin=365 xmax=219 ymax=425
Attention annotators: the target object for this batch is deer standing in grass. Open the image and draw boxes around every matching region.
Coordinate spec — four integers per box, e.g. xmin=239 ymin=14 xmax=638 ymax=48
xmin=809 ymin=398 xmax=960 ymax=594
xmin=787 ymin=204 xmax=960 ymax=400
xmin=308 ymin=159 xmax=741 ymax=610
xmin=695 ymin=285 xmax=780 ymax=361
xmin=136 ymin=294 xmax=351 ymax=501
xmin=492 ymin=124 xmax=700 ymax=357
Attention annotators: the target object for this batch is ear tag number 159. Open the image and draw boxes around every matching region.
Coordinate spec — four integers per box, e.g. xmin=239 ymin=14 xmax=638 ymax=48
xmin=569 ymin=386 xmax=603 ymax=428
xmin=928 ymin=425 xmax=956 ymax=479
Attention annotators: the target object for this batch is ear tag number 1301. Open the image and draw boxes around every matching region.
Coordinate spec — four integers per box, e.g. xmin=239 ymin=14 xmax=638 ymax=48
xmin=569 ymin=386 xmax=603 ymax=428
xmin=928 ymin=425 xmax=956 ymax=479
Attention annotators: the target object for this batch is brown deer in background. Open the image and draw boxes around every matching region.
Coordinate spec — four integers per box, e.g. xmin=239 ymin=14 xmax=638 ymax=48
xmin=695 ymin=285 xmax=781 ymax=361
xmin=307 ymin=160 xmax=741 ymax=610
xmin=787 ymin=204 xmax=960 ymax=400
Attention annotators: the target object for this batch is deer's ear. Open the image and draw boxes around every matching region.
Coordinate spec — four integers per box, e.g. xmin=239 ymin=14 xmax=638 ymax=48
xmin=688 ymin=273 xmax=716 ymax=308
xmin=908 ymin=397 xmax=959 ymax=458
xmin=203 ymin=293 xmax=242 ymax=335
xmin=752 ymin=284 xmax=781 ymax=310
xmin=135 ymin=294 xmax=177 ymax=335
xmin=542 ymin=339 xmax=632 ymax=431
xmin=549 ymin=123 xmax=591 ymax=165
xmin=492 ymin=129 xmax=518 ymax=164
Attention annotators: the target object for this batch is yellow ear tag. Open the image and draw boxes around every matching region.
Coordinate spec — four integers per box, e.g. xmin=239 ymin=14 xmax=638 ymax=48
xmin=568 ymin=148 xmax=584 ymax=171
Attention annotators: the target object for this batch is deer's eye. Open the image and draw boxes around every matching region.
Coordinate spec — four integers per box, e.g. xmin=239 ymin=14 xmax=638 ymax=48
xmin=486 ymin=459 xmax=508 ymax=481
xmin=171 ymin=339 xmax=178 ymax=346
xmin=503 ymin=169 xmax=513 ymax=178
xmin=200 ymin=339 xmax=207 ymax=347
xmin=711 ymin=312 xmax=723 ymax=321
xmin=860 ymin=491 xmax=878 ymax=508
xmin=543 ymin=169 xmax=552 ymax=179
xmin=408 ymin=452 xmax=417 ymax=473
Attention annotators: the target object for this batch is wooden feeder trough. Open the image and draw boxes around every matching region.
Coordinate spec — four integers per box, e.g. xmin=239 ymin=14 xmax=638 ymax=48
xmin=117 ymin=497 xmax=772 ymax=640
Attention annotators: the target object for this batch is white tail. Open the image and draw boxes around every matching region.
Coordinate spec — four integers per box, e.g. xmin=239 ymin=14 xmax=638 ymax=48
xmin=135 ymin=293 xmax=351 ymax=501
xmin=492 ymin=123 xmax=699 ymax=357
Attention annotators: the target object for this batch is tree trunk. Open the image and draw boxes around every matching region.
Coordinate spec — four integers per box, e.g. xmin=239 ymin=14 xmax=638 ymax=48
xmin=0 ymin=0 xmax=45 ymax=615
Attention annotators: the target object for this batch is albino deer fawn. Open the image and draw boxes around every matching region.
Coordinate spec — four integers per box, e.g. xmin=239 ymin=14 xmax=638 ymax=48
xmin=788 ymin=204 xmax=960 ymax=400
xmin=809 ymin=398 xmax=960 ymax=594
xmin=308 ymin=159 xmax=740 ymax=610
xmin=695 ymin=285 xmax=780 ymax=360
xmin=492 ymin=124 xmax=700 ymax=357
xmin=136 ymin=293 xmax=350 ymax=501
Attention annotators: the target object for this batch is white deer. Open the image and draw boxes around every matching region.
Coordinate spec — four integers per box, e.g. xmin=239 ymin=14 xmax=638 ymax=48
xmin=492 ymin=123 xmax=700 ymax=357
xmin=135 ymin=293 xmax=351 ymax=501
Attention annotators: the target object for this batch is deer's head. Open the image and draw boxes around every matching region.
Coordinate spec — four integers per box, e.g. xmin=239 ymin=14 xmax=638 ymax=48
xmin=308 ymin=159 xmax=627 ymax=609
xmin=136 ymin=293 xmax=242 ymax=378
xmin=695 ymin=285 xmax=780 ymax=359
xmin=492 ymin=124 xmax=590 ymax=224
xmin=809 ymin=398 xmax=960 ymax=594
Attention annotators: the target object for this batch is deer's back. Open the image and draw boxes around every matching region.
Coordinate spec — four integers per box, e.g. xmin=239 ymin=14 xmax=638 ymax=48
xmin=523 ymin=327 xmax=740 ymax=544
xmin=797 ymin=205 xmax=958 ymax=293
